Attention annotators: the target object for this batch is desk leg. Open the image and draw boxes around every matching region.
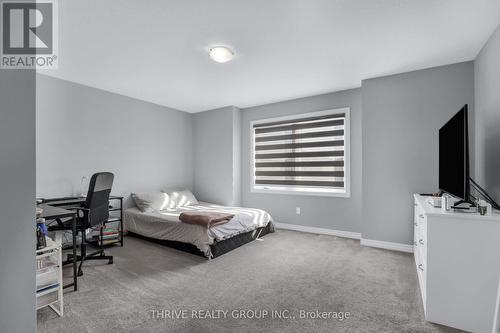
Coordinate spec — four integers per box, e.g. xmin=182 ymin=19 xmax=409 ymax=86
xmin=72 ymin=214 xmax=77 ymax=291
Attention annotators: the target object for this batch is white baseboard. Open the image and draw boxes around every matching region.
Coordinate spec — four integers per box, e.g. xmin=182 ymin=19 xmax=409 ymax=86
xmin=273 ymin=222 xmax=413 ymax=253
xmin=274 ymin=222 xmax=361 ymax=240
xmin=360 ymin=238 xmax=414 ymax=253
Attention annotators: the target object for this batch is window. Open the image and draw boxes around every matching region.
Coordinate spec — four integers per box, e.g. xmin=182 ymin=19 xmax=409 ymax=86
xmin=251 ymin=108 xmax=350 ymax=197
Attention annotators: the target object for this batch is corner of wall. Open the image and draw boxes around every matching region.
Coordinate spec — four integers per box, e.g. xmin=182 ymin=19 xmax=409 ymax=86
xmin=191 ymin=105 xmax=242 ymax=206
xmin=473 ymin=23 xmax=500 ymax=201
xmin=232 ymin=106 xmax=242 ymax=206
xmin=0 ymin=69 xmax=36 ymax=333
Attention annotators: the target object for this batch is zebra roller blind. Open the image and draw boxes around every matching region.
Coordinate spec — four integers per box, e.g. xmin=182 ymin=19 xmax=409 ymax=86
xmin=252 ymin=109 xmax=348 ymax=194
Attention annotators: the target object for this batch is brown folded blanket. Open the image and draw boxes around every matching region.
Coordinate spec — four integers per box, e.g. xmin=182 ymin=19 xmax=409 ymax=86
xmin=179 ymin=211 xmax=235 ymax=228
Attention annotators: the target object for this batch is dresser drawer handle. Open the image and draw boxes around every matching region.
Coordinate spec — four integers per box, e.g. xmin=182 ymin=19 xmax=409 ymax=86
xmin=418 ymin=264 xmax=424 ymax=271
xmin=419 ymin=239 xmax=424 ymax=245
xmin=419 ymin=214 xmax=424 ymax=219
xmin=414 ymin=222 xmax=418 ymax=226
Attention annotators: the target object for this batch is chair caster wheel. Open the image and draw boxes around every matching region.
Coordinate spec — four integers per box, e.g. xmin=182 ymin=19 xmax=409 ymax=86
xmin=77 ymin=271 xmax=83 ymax=277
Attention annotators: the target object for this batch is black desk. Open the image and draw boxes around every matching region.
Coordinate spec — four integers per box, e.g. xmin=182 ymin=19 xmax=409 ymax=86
xmin=42 ymin=196 xmax=124 ymax=247
xmin=39 ymin=204 xmax=79 ymax=291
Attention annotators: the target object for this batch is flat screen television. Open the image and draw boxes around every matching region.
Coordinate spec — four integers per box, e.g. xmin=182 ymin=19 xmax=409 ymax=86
xmin=439 ymin=105 xmax=470 ymax=203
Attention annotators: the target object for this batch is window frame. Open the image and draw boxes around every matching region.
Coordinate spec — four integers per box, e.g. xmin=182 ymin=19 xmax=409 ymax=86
xmin=250 ymin=107 xmax=351 ymax=198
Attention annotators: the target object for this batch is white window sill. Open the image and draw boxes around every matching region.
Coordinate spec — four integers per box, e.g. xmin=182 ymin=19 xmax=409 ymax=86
xmin=251 ymin=187 xmax=350 ymax=198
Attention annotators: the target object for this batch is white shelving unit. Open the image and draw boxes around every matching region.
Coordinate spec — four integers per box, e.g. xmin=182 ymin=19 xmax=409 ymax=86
xmin=36 ymin=236 xmax=63 ymax=316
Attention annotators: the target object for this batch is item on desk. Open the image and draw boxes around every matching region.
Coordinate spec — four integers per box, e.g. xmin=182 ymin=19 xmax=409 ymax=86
xmin=37 ymin=218 xmax=48 ymax=235
xmin=36 ymin=230 xmax=46 ymax=250
xmin=80 ymin=176 xmax=88 ymax=198
xmin=36 ymin=219 xmax=47 ymax=250
xmin=441 ymin=194 xmax=457 ymax=212
xmin=420 ymin=191 xmax=444 ymax=197
xmin=452 ymin=202 xmax=477 ymax=212
xmin=36 ymin=218 xmax=49 ymax=250
xmin=427 ymin=197 xmax=442 ymax=208
xmin=441 ymin=195 xmax=448 ymax=212
xmin=477 ymin=200 xmax=491 ymax=216
xmin=36 ymin=207 xmax=44 ymax=218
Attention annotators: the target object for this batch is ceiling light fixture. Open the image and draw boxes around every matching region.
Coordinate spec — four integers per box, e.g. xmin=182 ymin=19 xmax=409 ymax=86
xmin=209 ymin=46 xmax=234 ymax=63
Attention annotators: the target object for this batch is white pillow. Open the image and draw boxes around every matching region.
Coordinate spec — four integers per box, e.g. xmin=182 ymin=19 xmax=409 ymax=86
xmin=162 ymin=188 xmax=198 ymax=207
xmin=131 ymin=192 xmax=170 ymax=212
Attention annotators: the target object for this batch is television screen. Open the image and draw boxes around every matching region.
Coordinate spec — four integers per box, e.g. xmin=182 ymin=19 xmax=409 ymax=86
xmin=439 ymin=105 xmax=469 ymax=200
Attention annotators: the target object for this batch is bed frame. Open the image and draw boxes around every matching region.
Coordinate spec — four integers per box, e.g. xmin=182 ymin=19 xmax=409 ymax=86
xmin=128 ymin=221 xmax=275 ymax=259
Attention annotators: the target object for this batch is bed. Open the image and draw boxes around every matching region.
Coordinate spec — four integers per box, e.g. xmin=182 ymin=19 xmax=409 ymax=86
xmin=124 ymin=202 xmax=274 ymax=258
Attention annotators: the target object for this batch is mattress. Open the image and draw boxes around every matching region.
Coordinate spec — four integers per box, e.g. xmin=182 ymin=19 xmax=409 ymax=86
xmin=124 ymin=202 xmax=272 ymax=257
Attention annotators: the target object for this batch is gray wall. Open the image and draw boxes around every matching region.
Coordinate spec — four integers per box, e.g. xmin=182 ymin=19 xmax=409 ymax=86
xmin=0 ymin=71 xmax=36 ymax=332
xmin=232 ymin=107 xmax=242 ymax=205
xmin=36 ymin=75 xmax=193 ymax=203
xmin=362 ymin=62 xmax=474 ymax=244
xmin=475 ymin=24 xmax=500 ymax=203
xmin=192 ymin=106 xmax=241 ymax=206
xmin=240 ymin=89 xmax=363 ymax=232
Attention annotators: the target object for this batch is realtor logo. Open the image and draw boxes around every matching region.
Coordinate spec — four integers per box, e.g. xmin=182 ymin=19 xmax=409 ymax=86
xmin=1 ymin=0 xmax=58 ymax=69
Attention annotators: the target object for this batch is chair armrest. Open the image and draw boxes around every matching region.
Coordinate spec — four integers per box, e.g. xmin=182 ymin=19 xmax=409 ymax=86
xmin=64 ymin=206 xmax=89 ymax=212
xmin=64 ymin=206 xmax=89 ymax=220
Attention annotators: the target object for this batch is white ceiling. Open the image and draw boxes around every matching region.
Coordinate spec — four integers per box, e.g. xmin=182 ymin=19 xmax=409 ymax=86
xmin=40 ymin=0 xmax=500 ymax=113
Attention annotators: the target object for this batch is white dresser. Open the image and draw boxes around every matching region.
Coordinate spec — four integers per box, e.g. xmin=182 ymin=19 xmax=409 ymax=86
xmin=413 ymin=194 xmax=500 ymax=333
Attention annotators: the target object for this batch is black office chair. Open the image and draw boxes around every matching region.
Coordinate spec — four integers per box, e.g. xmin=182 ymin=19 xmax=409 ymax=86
xmin=68 ymin=172 xmax=115 ymax=275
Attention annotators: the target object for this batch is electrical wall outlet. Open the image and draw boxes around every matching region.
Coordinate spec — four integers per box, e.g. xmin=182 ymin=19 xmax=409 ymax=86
xmin=296 ymin=207 xmax=301 ymax=215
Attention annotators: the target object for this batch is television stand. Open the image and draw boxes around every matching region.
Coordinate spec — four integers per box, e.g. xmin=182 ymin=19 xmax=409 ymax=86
xmin=413 ymin=194 xmax=500 ymax=332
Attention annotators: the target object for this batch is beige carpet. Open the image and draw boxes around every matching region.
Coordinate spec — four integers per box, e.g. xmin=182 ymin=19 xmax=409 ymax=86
xmin=37 ymin=230 xmax=461 ymax=333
